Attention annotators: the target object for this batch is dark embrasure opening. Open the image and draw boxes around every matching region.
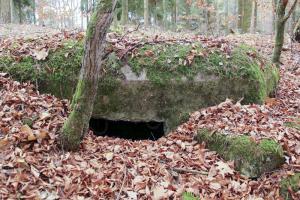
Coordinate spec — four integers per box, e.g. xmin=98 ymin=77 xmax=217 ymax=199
xmin=89 ymin=118 xmax=165 ymax=141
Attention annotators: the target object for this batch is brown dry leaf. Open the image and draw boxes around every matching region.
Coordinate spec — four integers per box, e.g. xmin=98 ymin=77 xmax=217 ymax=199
xmin=144 ymin=50 xmax=154 ymax=57
xmin=104 ymin=152 xmax=114 ymax=161
xmin=209 ymin=182 xmax=221 ymax=190
xmin=216 ymin=161 xmax=234 ymax=178
xmin=265 ymin=97 xmax=278 ymax=106
xmin=37 ymin=129 xmax=49 ymax=140
xmin=152 ymin=186 xmax=167 ymax=200
xmin=0 ymin=137 xmax=10 ymax=149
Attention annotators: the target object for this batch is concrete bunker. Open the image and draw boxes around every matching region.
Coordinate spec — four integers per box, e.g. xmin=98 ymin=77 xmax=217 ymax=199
xmin=0 ymin=41 xmax=280 ymax=135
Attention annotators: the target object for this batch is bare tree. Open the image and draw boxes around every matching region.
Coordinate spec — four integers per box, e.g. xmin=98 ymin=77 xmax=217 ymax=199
xmin=60 ymin=0 xmax=117 ymax=151
xmin=272 ymin=0 xmax=298 ymax=64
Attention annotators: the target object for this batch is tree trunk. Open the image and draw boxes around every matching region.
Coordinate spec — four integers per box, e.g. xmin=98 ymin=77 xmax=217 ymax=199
xmin=272 ymin=0 xmax=298 ymax=64
xmin=60 ymin=0 xmax=117 ymax=151
xmin=17 ymin=0 xmax=22 ymax=24
xmin=224 ymin=0 xmax=229 ymax=34
xmin=238 ymin=0 xmax=252 ymax=33
xmin=33 ymin=0 xmax=36 ymax=24
xmin=293 ymin=17 xmax=300 ymax=42
xmin=175 ymin=0 xmax=179 ymax=24
xmin=121 ymin=0 xmax=128 ymax=25
xmin=0 ymin=0 xmax=12 ymax=23
xmin=144 ymin=0 xmax=149 ymax=27
xmin=250 ymin=0 xmax=257 ymax=33
xmin=163 ymin=0 xmax=167 ymax=28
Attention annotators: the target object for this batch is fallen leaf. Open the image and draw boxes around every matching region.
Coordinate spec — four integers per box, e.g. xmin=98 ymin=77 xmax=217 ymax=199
xmin=0 ymin=138 xmax=10 ymax=149
xmin=104 ymin=152 xmax=114 ymax=161
xmin=216 ymin=161 xmax=234 ymax=178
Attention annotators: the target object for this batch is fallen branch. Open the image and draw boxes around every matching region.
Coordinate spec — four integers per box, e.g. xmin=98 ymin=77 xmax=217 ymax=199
xmin=116 ymin=165 xmax=127 ymax=200
xmin=171 ymin=167 xmax=208 ymax=175
xmin=119 ymin=23 xmax=141 ymax=42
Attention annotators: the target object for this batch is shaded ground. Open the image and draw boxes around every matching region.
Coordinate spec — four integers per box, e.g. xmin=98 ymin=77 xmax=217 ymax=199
xmin=0 ymin=25 xmax=299 ymax=199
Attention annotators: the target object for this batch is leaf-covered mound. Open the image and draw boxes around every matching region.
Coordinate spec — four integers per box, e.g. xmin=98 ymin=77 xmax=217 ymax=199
xmin=0 ymin=35 xmax=279 ymax=132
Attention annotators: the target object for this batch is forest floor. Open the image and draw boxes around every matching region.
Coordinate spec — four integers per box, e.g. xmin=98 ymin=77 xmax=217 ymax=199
xmin=0 ymin=25 xmax=299 ymax=199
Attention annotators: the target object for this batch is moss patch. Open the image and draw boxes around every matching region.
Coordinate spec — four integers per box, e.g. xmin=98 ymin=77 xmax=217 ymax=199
xmin=280 ymin=173 xmax=300 ymax=200
xmin=284 ymin=118 xmax=300 ymax=131
xmin=195 ymin=129 xmax=285 ymax=178
xmin=0 ymin=40 xmax=84 ymax=98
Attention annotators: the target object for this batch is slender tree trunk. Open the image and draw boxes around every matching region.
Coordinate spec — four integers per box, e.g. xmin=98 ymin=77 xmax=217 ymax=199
xmin=163 ymin=0 xmax=167 ymax=28
xmin=144 ymin=0 xmax=149 ymax=27
xmin=121 ymin=0 xmax=128 ymax=25
xmin=250 ymin=0 xmax=257 ymax=33
xmin=224 ymin=0 xmax=229 ymax=34
xmin=18 ymin=0 xmax=22 ymax=24
xmin=293 ymin=17 xmax=300 ymax=42
xmin=0 ymin=0 xmax=12 ymax=23
xmin=175 ymin=0 xmax=179 ymax=24
xmin=33 ymin=0 xmax=36 ymax=24
xmin=60 ymin=0 xmax=117 ymax=151
xmin=272 ymin=0 xmax=298 ymax=64
xmin=215 ymin=0 xmax=220 ymax=35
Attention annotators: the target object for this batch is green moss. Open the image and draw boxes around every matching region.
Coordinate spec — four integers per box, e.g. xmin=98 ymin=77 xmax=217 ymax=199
xmin=0 ymin=40 xmax=84 ymax=98
xmin=280 ymin=173 xmax=300 ymax=200
xmin=284 ymin=119 xmax=300 ymax=130
xmin=182 ymin=192 xmax=200 ymax=200
xmin=195 ymin=129 xmax=285 ymax=178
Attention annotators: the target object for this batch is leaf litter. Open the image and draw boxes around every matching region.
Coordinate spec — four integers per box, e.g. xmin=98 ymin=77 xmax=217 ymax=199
xmin=0 ymin=29 xmax=299 ymax=199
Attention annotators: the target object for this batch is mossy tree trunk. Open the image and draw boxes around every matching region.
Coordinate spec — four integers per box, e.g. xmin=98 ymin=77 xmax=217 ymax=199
xmin=272 ymin=0 xmax=298 ymax=65
xmin=60 ymin=0 xmax=117 ymax=151
xmin=293 ymin=17 xmax=300 ymax=42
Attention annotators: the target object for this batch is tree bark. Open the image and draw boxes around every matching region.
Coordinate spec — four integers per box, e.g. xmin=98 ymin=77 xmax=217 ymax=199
xmin=272 ymin=0 xmax=298 ymax=64
xmin=175 ymin=0 xmax=179 ymax=24
xmin=163 ymin=0 xmax=167 ymax=28
xmin=0 ymin=0 xmax=12 ymax=23
xmin=224 ymin=0 xmax=229 ymax=34
xmin=293 ymin=17 xmax=300 ymax=42
xmin=121 ymin=0 xmax=128 ymax=25
xmin=250 ymin=0 xmax=257 ymax=33
xmin=144 ymin=0 xmax=149 ymax=27
xmin=60 ymin=0 xmax=117 ymax=151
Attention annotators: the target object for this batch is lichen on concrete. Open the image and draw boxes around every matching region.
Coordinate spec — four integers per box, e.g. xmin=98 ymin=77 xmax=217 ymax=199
xmin=195 ymin=129 xmax=285 ymax=178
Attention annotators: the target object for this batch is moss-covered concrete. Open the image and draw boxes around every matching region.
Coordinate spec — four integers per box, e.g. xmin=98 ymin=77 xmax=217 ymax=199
xmin=0 ymin=40 xmax=279 ymax=132
xmin=280 ymin=173 xmax=300 ymax=200
xmin=195 ymin=129 xmax=285 ymax=178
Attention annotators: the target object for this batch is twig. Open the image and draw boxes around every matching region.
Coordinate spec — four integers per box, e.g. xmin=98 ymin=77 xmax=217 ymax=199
xmin=116 ymin=165 xmax=127 ymax=200
xmin=119 ymin=23 xmax=141 ymax=42
xmin=171 ymin=168 xmax=208 ymax=175
xmin=120 ymin=38 xmax=194 ymax=60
